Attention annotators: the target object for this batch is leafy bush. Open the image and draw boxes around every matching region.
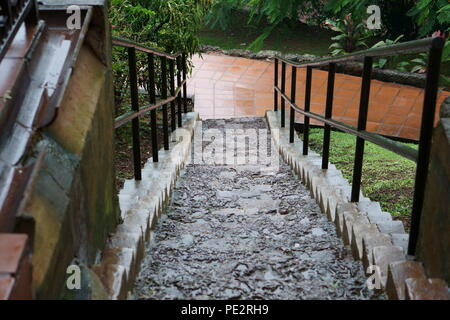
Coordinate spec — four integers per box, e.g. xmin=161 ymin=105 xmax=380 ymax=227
xmin=205 ymin=0 xmax=329 ymax=51
xmin=325 ymin=0 xmax=418 ymax=40
xmin=397 ymin=37 xmax=450 ymax=86
xmin=110 ymin=0 xmax=213 ymax=54
xmin=325 ymin=14 xmax=371 ymax=56
xmin=205 ymin=0 xmax=240 ymax=31
xmin=109 ymin=0 xmax=212 ymax=108
xmin=407 ymin=0 xmax=450 ymax=36
xmin=371 ymin=35 xmax=404 ymax=69
xmin=406 ymin=1 xmax=450 ymax=87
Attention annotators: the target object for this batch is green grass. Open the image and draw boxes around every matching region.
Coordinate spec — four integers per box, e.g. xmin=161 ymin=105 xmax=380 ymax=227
xmin=307 ymin=128 xmax=418 ymax=228
xmin=199 ymin=11 xmax=333 ymax=56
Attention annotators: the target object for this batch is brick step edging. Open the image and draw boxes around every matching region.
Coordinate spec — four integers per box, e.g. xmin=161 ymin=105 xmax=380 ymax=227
xmin=265 ymin=110 xmax=449 ymax=300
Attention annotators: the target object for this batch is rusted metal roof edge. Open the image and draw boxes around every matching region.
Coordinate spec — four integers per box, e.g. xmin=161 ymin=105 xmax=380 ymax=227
xmin=0 ymin=6 xmax=93 ymax=232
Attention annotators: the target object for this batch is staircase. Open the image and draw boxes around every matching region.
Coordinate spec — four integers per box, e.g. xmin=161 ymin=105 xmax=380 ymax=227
xmin=133 ymin=117 xmax=382 ymax=300
xmin=0 ymin=0 xmax=449 ymax=300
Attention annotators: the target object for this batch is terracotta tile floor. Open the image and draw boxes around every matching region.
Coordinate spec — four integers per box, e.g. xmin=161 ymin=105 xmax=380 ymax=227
xmin=188 ymin=53 xmax=450 ymax=140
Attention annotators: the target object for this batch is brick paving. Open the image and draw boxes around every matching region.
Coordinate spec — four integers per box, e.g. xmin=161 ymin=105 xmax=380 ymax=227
xmin=188 ymin=53 xmax=450 ymax=140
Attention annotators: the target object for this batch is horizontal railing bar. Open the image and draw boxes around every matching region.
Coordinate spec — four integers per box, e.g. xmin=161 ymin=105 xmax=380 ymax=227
xmin=277 ymin=37 xmax=442 ymax=69
xmin=112 ymin=36 xmax=180 ymax=60
xmin=275 ymin=87 xmax=419 ymax=162
xmin=114 ymin=82 xmax=185 ymax=128
xmin=0 ymin=0 xmax=37 ymax=62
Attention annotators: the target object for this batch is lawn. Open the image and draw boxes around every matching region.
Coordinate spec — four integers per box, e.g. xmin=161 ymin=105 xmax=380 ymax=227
xmin=307 ymin=128 xmax=418 ymax=230
xmin=198 ymin=10 xmax=333 ymax=56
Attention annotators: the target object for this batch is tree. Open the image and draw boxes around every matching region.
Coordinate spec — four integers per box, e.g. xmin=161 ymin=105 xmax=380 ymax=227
xmin=206 ymin=0 xmax=328 ymax=51
xmin=407 ymin=0 xmax=450 ymax=36
xmin=110 ymin=0 xmax=213 ymax=54
xmin=325 ymin=0 xmax=418 ymax=40
xmin=109 ymin=0 xmax=213 ymax=108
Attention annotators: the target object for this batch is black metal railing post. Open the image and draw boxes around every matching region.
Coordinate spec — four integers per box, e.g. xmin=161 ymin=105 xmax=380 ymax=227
xmin=290 ymin=66 xmax=297 ymax=143
xmin=127 ymin=47 xmax=142 ymax=180
xmin=182 ymin=53 xmax=188 ymax=113
xmin=274 ymin=58 xmax=279 ymax=112
xmin=148 ymin=53 xmax=159 ymax=162
xmin=322 ymin=63 xmax=336 ymax=169
xmin=169 ymin=59 xmax=176 ymax=132
xmin=1 ymin=0 xmax=13 ymax=25
xmin=25 ymin=0 xmax=39 ymax=26
xmin=160 ymin=56 xmax=169 ymax=150
xmin=303 ymin=66 xmax=312 ymax=156
xmin=176 ymin=56 xmax=183 ymax=127
xmin=280 ymin=61 xmax=287 ymax=127
xmin=408 ymin=37 xmax=445 ymax=255
xmin=351 ymin=56 xmax=373 ymax=202
xmin=0 ymin=1 xmax=10 ymax=41
xmin=269 ymin=38 xmax=445 ymax=257
xmin=1 ymin=0 xmax=39 ymax=62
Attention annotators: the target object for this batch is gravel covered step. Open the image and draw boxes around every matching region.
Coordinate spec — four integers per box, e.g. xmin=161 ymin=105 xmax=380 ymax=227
xmin=133 ymin=117 xmax=384 ymax=300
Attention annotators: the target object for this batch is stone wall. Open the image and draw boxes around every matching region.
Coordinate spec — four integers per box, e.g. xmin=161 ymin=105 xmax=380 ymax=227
xmin=416 ymin=97 xmax=450 ymax=283
xmin=20 ymin=1 xmax=120 ymax=299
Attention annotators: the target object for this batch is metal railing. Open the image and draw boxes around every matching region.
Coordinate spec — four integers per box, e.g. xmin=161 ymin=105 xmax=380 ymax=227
xmin=112 ymin=36 xmax=188 ymax=181
xmin=0 ymin=0 xmax=39 ymax=61
xmin=274 ymin=36 xmax=445 ymax=255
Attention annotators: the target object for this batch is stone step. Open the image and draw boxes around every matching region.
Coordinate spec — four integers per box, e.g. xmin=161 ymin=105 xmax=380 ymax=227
xmin=118 ymin=194 xmax=137 ymax=217
xmin=0 ymin=277 xmax=14 ymax=300
xmin=405 ymin=278 xmax=450 ymax=300
xmin=91 ymin=264 xmax=127 ymax=300
xmin=361 ymin=230 xmax=392 ymax=269
xmin=358 ymin=201 xmax=382 ymax=216
xmin=342 ymin=211 xmax=369 ymax=246
xmin=386 ymin=260 xmax=427 ymax=300
xmin=335 ymin=203 xmax=357 ymax=238
xmin=107 ymin=232 xmax=145 ymax=269
xmin=351 ymin=223 xmax=379 ymax=260
xmin=119 ymin=209 xmax=153 ymax=242
xmin=368 ymin=211 xmax=393 ymax=223
xmin=390 ymin=233 xmax=409 ymax=253
xmin=0 ymin=234 xmax=31 ymax=300
xmin=376 ymin=221 xmax=405 ymax=235
xmin=312 ymin=170 xmax=348 ymax=200
xmin=321 ymin=185 xmax=354 ymax=221
xmin=101 ymin=248 xmax=137 ymax=294
xmin=372 ymin=246 xmax=406 ymax=289
xmin=237 ymin=198 xmax=281 ymax=214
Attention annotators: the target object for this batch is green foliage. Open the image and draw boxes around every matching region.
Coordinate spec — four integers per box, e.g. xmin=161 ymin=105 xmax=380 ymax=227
xmin=328 ymin=0 xmax=450 ymax=39
xmin=246 ymin=25 xmax=276 ymax=52
xmin=110 ymin=0 xmax=213 ymax=54
xmin=198 ymin=12 xmax=334 ymax=56
xmin=408 ymin=0 xmax=450 ymax=36
xmin=325 ymin=0 xmax=371 ymax=18
xmin=205 ymin=0 xmax=328 ymax=51
xmin=326 ymin=0 xmax=417 ymax=40
xmin=371 ymin=35 xmax=404 ymax=69
xmin=388 ymin=0 xmax=450 ymax=86
xmin=245 ymin=0 xmax=327 ymax=26
xmin=325 ymin=14 xmax=371 ymax=56
xmin=396 ymin=39 xmax=450 ymax=87
xmin=109 ymin=0 xmax=212 ymax=109
xmin=205 ymin=0 xmax=240 ymax=31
